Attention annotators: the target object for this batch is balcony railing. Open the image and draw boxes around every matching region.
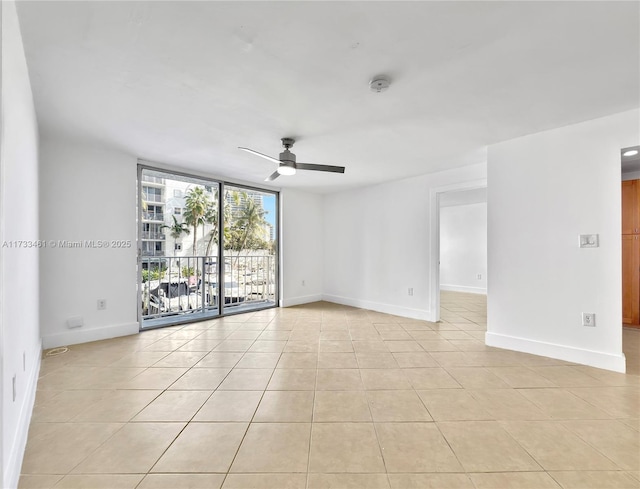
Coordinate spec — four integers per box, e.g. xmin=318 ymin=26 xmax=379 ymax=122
xmin=141 ymin=231 xmax=166 ymax=240
xmin=142 ymin=212 xmax=164 ymax=221
xmin=140 ymin=254 xmax=276 ymax=321
xmin=142 ymin=175 xmax=165 ymax=184
xmin=142 ymin=194 xmax=164 ymax=203
xmin=141 ymin=250 xmax=165 ymax=257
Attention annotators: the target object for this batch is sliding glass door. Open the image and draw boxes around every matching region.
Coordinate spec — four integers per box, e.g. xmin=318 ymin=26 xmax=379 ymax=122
xmin=138 ymin=166 xmax=278 ymax=328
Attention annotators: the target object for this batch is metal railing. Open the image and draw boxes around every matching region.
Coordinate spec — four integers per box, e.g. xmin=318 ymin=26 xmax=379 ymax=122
xmin=141 ymin=231 xmax=166 ymax=240
xmin=142 ymin=175 xmax=165 ymax=184
xmin=140 ymin=254 xmax=276 ymax=321
xmin=142 ymin=212 xmax=164 ymax=221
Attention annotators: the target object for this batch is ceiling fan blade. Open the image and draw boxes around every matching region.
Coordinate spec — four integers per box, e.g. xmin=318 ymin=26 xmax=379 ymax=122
xmin=296 ymin=163 xmax=345 ymax=174
xmin=238 ymin=147 xmax=281 ymax=164
xmin=264 ymin=170 xmax=281 ymax=182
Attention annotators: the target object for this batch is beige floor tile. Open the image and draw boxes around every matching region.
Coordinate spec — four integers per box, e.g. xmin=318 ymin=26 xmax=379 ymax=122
xmin=356 ymin=352 xmax=400 ymax=368
xmin=417 ymin=340 xmax=459 ymax=352
xmin=117 ymin=368 xmax=188 ymax=390
xmin=320 ymin=330 xmax=351 ymax=341
xmin=248 ymin=340 xmax=287 ymax=352
xmin=132 ymin=390 xmax=211 ymax=421
xmin=430 ymin=352 xmax=478 ymax=367
xmin=73 ymin=423 xmax=184 ymax=473
xmin=316 ymin=369 xmax=363 ymax=390
xmin=257 ymin=331 xmax=292 ymax=341
xmin=267 ymin=368 xmax=317 ymax=390
xmin=319 ymin=340 xmax=354 ymax=352
xmin=177 ymin=339 xmax=223 ymax=352
xmin=367 ymin=390 xmax=432 ymax=422
xmin=445 ymin=367 xmax=511 ymax=389
xmin=22 ymin=423 xmax=123 ymax=474
xmin=18 ymin=475 xmax=62 ymax=489
xmin=548 ymin=471 xmax=640 ymax=489
xmin=214 ymin=339 xmax=255 ymax=351
xmin=569 ymin=386 xmax=640 ymax=418
xmin=52 ymin=474 xmax=143 ymax=488
xmin=235 ymin=352 xmax=281 ymax=369
xmin=619 ymin=418 xmax=640 ymax=431
xmin=360 ymin=369 xmax=412 ymax=390
xmin=417 ymin=390 xmax=492 ymax=421
xmin=231 ymin=423 xmax=311 ymax=473
xmin=352 ymin=340 xmax=389 ymax=352
xmin=195 ymin=352 xmax=243 ymax=368
xmin=109 ymin=351 xmax=170 ymax=367
xmin=487 ymin=366 xmax=557 ymax=388
xmin=403 ymin=368 xmax=462 ymax=389
xmin=470 ymin=472 xmax=560 ymax=488
xmin=571 ymin=365 xmax=640 ymax=386
xmin=277 ymin=352 xmax=318 ymax=369
xmin=438 ymin=421 xmax=541 ymax=472
xmin=152 ymin=351 xmax=207 ymax=368
xmin=313 ymin=391 xmax=372 ymax=422
xmin=253 ymin=390 xmax=314 ymax=422
xmin=143 ymin=339 xmax=189 ymax=351
xmin=384 ymin=340 xmax=424 ymax=352
xmin=222 ymin=473 xmax=306 ymax=488
xmin=468 ymin=389 xmax=549 ymax=420
xmin=31 ymin=390 xmax=110 ymax=422
xmin=218 ymin=368 xmax=273 ymax=390
xmin=193 ymin=390 xmax=263 ymax=421
xmin=387 ymin=473 xmax=474 ymax=489
xmin=226 ymin=331 xmax=262 ymax=340
xmin=309 ymin=423 xmax=385 ymax=473
xmin=376 ymin=422 xmax=462 ymax=473
xmin=561 ymin=419 xmax=640 ymax=470
xmin=152 ymin=423 xmax=247 ymax=473
xmin=317 ymin=352 xmax=359 ymax=368
xmin=138 ymin=474 xmax=225 ymax=489
xmin=528 ymin=366 xmax=606 ymax=387
xmin=285 ymin=340 xmax=319 ymax=352
xmin=73 ymin=390 xmax=161 ymax=422
xmin=500 ymin=421 xmax=620 ymax=470
xmin=168 ymin=367 xmax=230 ymax=390
xmin=392 ymin=352 xmax=438 ymax=368
xmin=518 ymin=388 xmax=611 ymax=419
xmin=378 ymin=330 xmax=413 ymax=340
xmin=308 ymin=473 xmax=390 ymax=489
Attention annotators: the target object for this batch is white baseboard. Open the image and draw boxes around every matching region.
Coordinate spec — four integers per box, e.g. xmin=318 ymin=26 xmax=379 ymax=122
xmin=322 ymin=294 xmax=432 ymax=321
xmin=5 ymin=340 xmax=42 ymax=489
xmin=440 ymin=284 xmax=487 ymax=295
xmin=42 ymin=322 xmax=139 ymax=349
xmin=281 ymin=294 xmax=323 ymax=308
xmin=486 ymin=331 xmax=626 ymax=373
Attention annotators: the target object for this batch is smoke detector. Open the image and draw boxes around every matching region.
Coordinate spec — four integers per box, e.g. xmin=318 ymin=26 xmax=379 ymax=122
xmin=369 ymin=76 xmax=391 ymax=93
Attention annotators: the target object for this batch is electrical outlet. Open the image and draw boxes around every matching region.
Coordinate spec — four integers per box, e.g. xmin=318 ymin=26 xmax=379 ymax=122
xmin=408 ymin=287 xmax=414 ymax=296
xmin=301 ymin=280 xmax=305 ymax=286
xmin=12 ymin=375 xmax=16 ymax=402
xmin=582 ymin=312 xmax=596 ymax=327
xmin=476 ymin=274 xmax=482 ymax=280
xmin=97 ymin=299 xmax=107 ymax=310
xmin=67 ymin=316 xmax=83 ymax=329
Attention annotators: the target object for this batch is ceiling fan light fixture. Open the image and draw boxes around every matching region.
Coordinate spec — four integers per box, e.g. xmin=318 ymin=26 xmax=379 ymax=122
xmin=277 ymin=165 xmax=296 ymax=176
xmin=623 ymin=149 xmax=639 ymax=157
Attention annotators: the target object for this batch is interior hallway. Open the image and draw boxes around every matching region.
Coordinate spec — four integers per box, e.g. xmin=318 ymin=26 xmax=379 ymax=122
xmin=19 ymin=292 xmax=640 ymax=488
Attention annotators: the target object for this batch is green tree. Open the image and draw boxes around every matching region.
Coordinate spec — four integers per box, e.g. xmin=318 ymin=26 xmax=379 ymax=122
xmin=161 ymin=215 xmax=190 ymax=246
xmin=234 ymin=198 xmax=268 ymax=258
xmin=183 ymin=187 xmax=211 ymax=256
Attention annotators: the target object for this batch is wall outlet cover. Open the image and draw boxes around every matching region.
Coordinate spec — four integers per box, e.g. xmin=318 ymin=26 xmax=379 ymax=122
xmin=582 ymin=312 xmax=596 ymax=327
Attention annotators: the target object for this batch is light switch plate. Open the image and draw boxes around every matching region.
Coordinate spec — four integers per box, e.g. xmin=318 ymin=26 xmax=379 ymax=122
xmin=579 ymin=234 xmax=599 ymax=248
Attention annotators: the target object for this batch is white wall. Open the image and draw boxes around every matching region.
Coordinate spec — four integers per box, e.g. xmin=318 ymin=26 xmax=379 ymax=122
xmin=440 ymin=202 xmax=487 ymax=294
xmin=323 ymin=163 xmax=486 ymax=320
xmin=39 ymin=139 xmax=139 ymax=348
xmin=622 ymin=171 xmax=640 ymax=181
xmin=487 ymin=109 xmax=640 ymax=372
xmin=280 ymin=189 xmax=324 ymax=306
xmin=1 ymin=2 xmax=42 ymax=487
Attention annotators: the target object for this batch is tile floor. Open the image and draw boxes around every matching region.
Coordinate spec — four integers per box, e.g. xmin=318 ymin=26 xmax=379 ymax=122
xmin=19 ymin=292 xmax=640 ymax=488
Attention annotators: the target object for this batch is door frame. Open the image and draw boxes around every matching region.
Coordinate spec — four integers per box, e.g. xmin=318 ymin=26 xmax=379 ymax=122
xmin=428 ymin=179 xmax=487 ymax=322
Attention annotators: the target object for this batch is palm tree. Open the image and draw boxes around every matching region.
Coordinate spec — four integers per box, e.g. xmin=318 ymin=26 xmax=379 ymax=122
xmin=183 ymin=187 xmax=211 ymax=256
xmin=161 ymin=215 xmax=190 ymax=243
xmin=235 ymin=197 xmax=268 ymax=260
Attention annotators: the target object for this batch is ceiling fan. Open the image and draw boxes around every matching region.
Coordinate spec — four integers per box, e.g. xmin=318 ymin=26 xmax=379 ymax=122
xmin=239 ymin=138 xmax=346 ymax=181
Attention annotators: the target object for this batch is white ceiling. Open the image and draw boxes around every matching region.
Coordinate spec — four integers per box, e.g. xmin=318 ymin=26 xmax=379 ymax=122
xmin=16 ymin=1 xmax=639 ymax=193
